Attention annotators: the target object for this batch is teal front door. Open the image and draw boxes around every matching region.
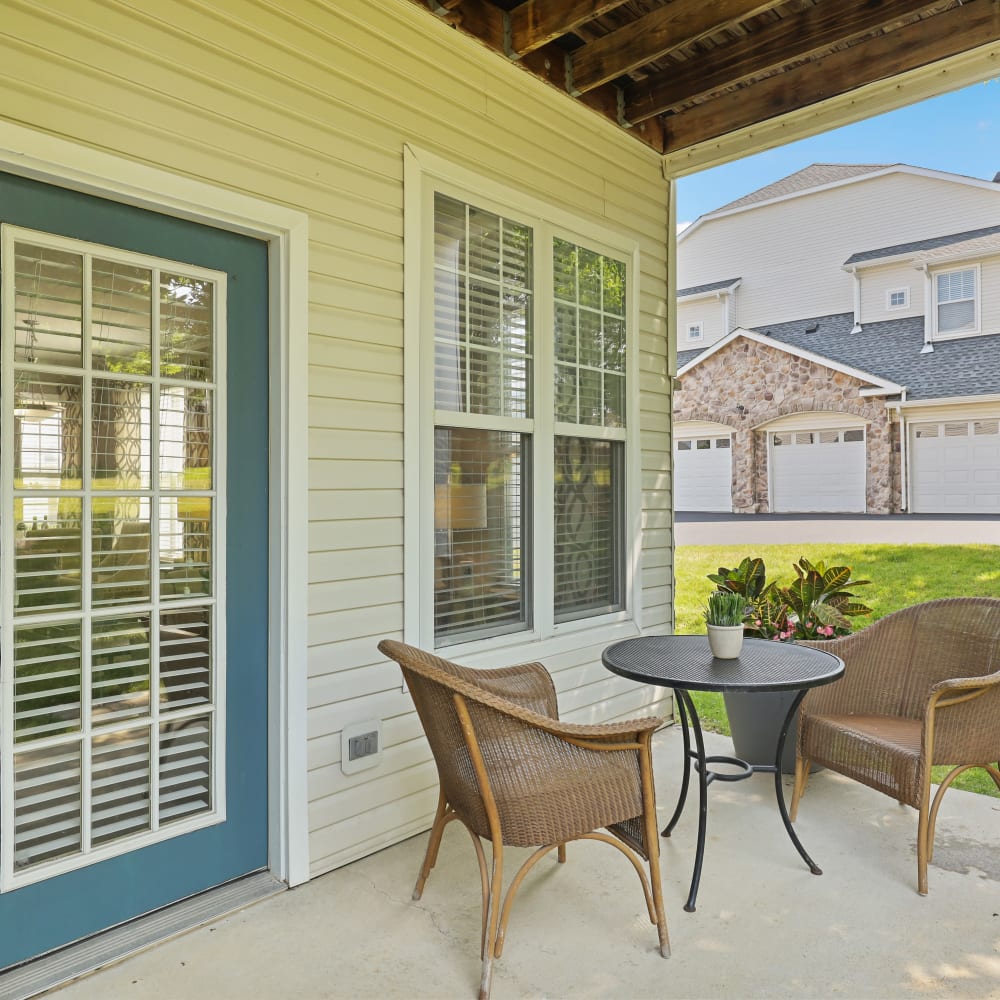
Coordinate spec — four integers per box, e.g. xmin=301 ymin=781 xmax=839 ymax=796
xmin=0 ymin=171 xmax=269 ymax=969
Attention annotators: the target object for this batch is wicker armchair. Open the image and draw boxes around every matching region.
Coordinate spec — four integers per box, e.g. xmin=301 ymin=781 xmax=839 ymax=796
xmin=377 ymin=640 xmax=669 ymax=1000
xmin=790 ymin=598 xmax=1000 ymax=894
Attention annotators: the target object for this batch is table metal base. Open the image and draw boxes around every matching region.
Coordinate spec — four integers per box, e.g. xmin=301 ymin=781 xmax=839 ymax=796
xmin=662 ymin=687 xmax=821 ymax=912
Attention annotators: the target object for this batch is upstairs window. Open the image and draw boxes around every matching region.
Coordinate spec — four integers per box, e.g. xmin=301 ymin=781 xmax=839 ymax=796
xmin=886 ymin=288 xmax=909 ymax=310
xmin=686 ymin=321 xmax=703 ymax=342
xmin=419 ymin=176 xmax=634 ymax=650
xmin=935 ymin=267 xmax=977 ymax=336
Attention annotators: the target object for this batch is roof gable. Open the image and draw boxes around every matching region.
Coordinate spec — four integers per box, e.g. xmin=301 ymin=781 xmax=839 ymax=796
xmin=677 ymin=325 xmax=903 ymax=394
xmin=677 ymin=312 xmax=1000 ymax=402
xmin=680 ymin=164 xmax=1000 ymax=242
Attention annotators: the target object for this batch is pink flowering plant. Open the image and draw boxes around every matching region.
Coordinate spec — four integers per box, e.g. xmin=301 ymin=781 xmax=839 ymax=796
xmin=709 ymin=556 xmax=872 ymax=642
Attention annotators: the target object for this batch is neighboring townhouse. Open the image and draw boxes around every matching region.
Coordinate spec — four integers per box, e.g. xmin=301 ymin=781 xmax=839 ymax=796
xmin=674 ymin=164 xmax=1000 ymax=515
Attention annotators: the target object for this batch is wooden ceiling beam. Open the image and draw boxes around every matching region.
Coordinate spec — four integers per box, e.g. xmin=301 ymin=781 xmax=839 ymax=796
xmin=413 ymin=0 xmax=666 ymax=151
xmin=568 ymin=0 xmax=784 ymax=94
xmin=443 ymin=0 xmax=506 ymax=47
xmin=513 ymin=48 xmax=667 ymax=152
xmin=509 ymin=1 xmax=632 ymax=55
xmin=626 ymin=0 xmax=951 ymax=124
xmin=661 ymin=0 xmax=1000 ymax=153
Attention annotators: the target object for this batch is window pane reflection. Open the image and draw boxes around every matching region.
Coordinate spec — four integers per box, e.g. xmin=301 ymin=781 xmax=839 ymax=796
xmin=434 ymin=429 xmax=528 ymax=644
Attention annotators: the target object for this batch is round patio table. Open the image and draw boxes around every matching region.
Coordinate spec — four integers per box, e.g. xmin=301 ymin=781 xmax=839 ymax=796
xmin=602 ymin=635 xmax=844 ymax=912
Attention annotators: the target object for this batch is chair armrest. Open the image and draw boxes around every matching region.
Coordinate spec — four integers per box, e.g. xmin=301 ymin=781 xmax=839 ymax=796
xmin=926 ymin=670 xmax=1000 ymax=764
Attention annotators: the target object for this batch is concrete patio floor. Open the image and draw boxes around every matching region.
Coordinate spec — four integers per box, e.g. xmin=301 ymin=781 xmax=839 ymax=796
xmin=55 ymin=727 xmax=1000 ymax=1000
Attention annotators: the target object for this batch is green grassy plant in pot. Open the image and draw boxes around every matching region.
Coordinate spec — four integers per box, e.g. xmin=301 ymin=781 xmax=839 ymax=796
xmin=704 ymin=590 xmax=746 ymax=659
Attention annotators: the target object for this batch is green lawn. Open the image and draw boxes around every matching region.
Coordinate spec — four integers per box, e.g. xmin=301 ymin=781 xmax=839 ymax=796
xmin=674 ymin=542 xmax=1000 ymax=797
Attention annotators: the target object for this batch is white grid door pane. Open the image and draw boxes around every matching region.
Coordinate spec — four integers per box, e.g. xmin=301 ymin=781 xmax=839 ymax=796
xmin=2 ymin=229 xmax=222 ymax=887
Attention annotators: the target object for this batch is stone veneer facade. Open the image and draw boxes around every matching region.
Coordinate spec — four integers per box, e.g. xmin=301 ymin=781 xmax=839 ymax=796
xmin=674 ymin=338 xmax=900 ymax=513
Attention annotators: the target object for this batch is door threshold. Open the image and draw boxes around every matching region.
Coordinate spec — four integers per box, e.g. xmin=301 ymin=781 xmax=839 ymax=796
xmin=0 ymin=871 xmax=285 ymax=1000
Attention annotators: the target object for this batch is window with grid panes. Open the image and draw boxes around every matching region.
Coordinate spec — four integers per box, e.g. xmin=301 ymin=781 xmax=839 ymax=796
xmin=1 ymin=228 xmax=222 ymax=885
xmin=430 ymin=192 xmax=628 ymax=646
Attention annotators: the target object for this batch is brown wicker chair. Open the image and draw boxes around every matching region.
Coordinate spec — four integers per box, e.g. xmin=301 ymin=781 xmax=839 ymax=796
xmin=377 ymin=639 xmax=669 ymax=1000
xmin=790 ymin=598 xmax=1000 ymax=894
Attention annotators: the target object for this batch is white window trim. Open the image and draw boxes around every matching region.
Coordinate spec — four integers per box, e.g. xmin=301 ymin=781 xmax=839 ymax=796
xmin=933 ymin=263 xmax=980 ymax=340
xmin=0 ymin=120 xmax=310 ymax=887
xmin=885 ymin=287 xmax=909 ymax=310
xmin=403 ymin=146 xmax=643 ymax=664
xmin=686 ymin=320 xmax=704 ymax=343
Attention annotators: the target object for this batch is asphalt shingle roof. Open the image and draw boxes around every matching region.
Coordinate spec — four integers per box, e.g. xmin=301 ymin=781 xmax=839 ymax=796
xmin=711 ymin=164 xmax=895 ymax=214
xmin=679 ymin=312 xmax=1000 ymax=401
xmin=844 ymin=224 xmax=1000 ymax=265
xmin=678 ymin=278 xmax=741 ymax=297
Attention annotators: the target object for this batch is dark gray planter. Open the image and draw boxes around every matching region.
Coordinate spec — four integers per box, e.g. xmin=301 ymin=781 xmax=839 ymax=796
xmin=723 ymin=689 xmax=811 ymax=775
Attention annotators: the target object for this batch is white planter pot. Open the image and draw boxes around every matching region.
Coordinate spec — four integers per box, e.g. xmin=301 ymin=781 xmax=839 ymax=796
xmin=706 ymin=624 xmax=744 ymax=659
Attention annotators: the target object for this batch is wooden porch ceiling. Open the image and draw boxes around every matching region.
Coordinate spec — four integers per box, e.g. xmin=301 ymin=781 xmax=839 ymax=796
xmin=410 ymin=0 xmax=1000 ymax=156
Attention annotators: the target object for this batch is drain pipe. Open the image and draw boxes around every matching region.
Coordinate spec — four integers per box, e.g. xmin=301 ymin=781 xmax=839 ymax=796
xmin=892 ymin=389 xmax=909 ymax=511
xmin=918 ymin=265 xmax=934 ymax=353
xmin=849 ymin=266 xmax=862 ymax=333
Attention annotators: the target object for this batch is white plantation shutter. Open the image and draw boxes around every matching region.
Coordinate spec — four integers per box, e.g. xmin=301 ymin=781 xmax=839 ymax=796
xmin=2 ymin=228 xmax=224 ymax=887
xmin=13 ymin=744 xmax=82 ymax=870
xmin=91 ymin=729 xmax=152 ymax=846
xmin=159 ymin=717 xmax=212 ymax=823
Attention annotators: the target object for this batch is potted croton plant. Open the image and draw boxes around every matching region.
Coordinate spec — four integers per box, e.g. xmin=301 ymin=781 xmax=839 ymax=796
xmin=708 ymin=556 xmax=872 ymax=772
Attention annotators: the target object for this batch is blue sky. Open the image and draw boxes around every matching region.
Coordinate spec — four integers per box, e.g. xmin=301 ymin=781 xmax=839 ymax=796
xmin=677 ymin=80 xmax=1000 ymax=226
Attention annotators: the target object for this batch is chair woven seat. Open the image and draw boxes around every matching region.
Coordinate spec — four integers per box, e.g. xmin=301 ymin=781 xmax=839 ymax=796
xmin=792 ymin=598 xmax=1000 ymax=893
xmin=801 ymin=714 xmax=923 ymax=804
xmin=377 ymin=639 xmax=669 ymax=999
xmin=463 ymin=737 xmax=646 ymax=848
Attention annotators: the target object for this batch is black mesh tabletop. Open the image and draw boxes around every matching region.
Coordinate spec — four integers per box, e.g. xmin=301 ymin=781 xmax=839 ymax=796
xmin=602 ymin=635 xmax=843 ymax=693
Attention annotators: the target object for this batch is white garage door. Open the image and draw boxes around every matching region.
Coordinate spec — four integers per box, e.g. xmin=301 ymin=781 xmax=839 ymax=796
xmin=675 ymin=436 xmax=732 ymax=511
xmin=910 ymin=419 xmax=1000 ymax=514
xmin=770 ymin=428 xmax=867 ymax=512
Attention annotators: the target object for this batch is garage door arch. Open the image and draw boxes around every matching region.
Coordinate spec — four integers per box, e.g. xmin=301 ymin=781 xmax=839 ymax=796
xmin=761 ymin=411 xmax=869 ymax=513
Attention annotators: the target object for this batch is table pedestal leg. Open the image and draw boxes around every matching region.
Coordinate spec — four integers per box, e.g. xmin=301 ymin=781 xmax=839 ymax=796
xmin=661 ymin=691 xmax=691 ymax=838
xmin=773 ymin=688 xmax=822 ymax=875
xmin=675 ymin=689 xmax=708 ymax=912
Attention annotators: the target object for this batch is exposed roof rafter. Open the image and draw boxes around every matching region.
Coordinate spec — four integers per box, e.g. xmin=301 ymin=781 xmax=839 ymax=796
xmin=624 ymin=0 xmax=951 ymax=124
xmin=568 ymin=0 xmax=783 ymax=94
xmin=410 ymin=0 xmax=1000 ymax=157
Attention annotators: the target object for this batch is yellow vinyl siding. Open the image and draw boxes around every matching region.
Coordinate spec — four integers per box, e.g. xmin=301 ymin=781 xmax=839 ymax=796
xmin=0 ymin=0 xmax=673 ymax=879
xmin=859 ymin=262 xmax=923 ymax=323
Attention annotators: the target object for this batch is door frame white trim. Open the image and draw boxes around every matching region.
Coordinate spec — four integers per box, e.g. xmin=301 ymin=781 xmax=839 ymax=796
xmin=0 ymin=121 xmax=310 ymax=887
